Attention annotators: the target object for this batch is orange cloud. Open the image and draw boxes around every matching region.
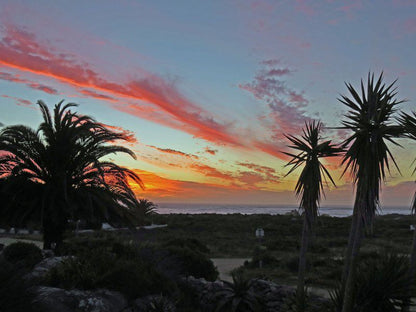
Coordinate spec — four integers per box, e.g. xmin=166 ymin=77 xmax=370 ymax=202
xmin=147 ymin=145 xmax=199 ymax=160
xmin=100 ymin=123 xmax=138 ymax=144
xmin=204 ymin=147 xmax=218 ymax=155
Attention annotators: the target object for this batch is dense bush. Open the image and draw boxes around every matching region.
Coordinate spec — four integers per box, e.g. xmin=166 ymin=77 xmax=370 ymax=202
xmin=167 ymin=246 xmax=218 ymax=281
xmin=0 ymin=259 xmax=37 ymax=312
xmin=60 ymin=235 xmax=118 ymax=256
xmin=2 ymin=242 xmax=42 ymax=269
xmin=163 ymin=237 xmax=210 ymax=254
xmin=330 ymin=252 xmax=412 ymax=312
xmin=97 ymin=261 xmax=176 ymax=300
xmin=46 ymin=249 xmax=117 ymax=289
xmin=251 ymin=246 xmax=279 ymax=268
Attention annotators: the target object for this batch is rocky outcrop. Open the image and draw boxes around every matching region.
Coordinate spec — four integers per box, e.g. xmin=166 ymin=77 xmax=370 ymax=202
xmin=24 ymin=256 xmax=69 ymax=282
xmin=32 ymin=286 xmax=127 ymax=312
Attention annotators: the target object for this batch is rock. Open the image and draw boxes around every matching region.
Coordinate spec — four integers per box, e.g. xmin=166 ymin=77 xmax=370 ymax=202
xmin=32 ymin=286 xmax=128 ymax=312
xmin=25 ymin=256 xmax=69 ymax=282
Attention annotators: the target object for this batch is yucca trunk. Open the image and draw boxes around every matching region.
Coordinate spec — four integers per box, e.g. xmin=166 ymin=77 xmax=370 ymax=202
xmin=341 ymin=204 xmax=359 ymax=290
xmin=297 ymin=217 xmax=310 ymax=309
xmin=403 ymin=192 xmax=416 ymax=312
xmin=341 ymin=214 xmax=363 ymax=312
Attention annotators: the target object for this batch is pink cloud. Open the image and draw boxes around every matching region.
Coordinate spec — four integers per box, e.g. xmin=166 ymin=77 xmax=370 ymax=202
xmin=1 ymin=94 xmax=33 ymax=107
xmin=0 ymin=23 xmax=242 ymax=148
xmin=240 ymin=61 xmax=313 ymax=139
xmin=0 ymin=71 xmax=58 ymax=94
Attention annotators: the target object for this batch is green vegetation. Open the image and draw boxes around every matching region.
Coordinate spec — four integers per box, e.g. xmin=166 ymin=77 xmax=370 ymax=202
xmin=45 ymin=236 xmax=217 ymax=302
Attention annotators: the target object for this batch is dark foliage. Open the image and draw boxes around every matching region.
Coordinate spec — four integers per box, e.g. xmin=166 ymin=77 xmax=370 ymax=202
xmin=214 ymin=272 xmax=261 ymax=312
xmin=330 ymin=252 xmax=412 ymax=312
xmin=0 ymin=259 xmax=38 ymax=312
xmin=2 ymin=242 xmax=42 ymax=269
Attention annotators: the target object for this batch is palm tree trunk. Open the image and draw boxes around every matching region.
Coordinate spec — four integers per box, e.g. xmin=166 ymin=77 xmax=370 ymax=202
xmin=297 ymin=217 xmax=310 ymax=310
xmin=341 ymin=213 xmax=363 ymax=312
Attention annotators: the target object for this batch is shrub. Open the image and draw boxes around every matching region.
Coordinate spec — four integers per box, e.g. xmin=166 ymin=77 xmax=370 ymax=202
xmin=45 ymin=249 xmax=117 ymax=289
xmin=167 ymin=246 xmax=218 ymax=281
xmin=330 ymin=252 xmax=412 ymax=312
xmin=214 ymin=272 xmax=261 ymax=312
xmin=0 ymin=259 xmax=37 ymax=312
xmin=163 ymin=237 xmax=210 ymax=254
xmin=251 ymin=246 xmax=279 ymax=268
xmin=2 ymin=242 xmax=42 ymax=269
xmin=60 ymin=235 xmax=117 ymax=256
xmin=97 ymin=261 xmax=176 ymax=300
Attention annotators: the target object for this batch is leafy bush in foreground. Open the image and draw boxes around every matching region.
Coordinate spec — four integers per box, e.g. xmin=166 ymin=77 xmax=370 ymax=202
xmin=330 ymin=252 xmax=412 ymax=312
xmin=0 ymin=259 xmax=37 ymax=312
xmin=214 ymin=272 xmax=261 ymax=312
xmin=167 ymin=246 xmax=218 ymax=281
xmin=2 ymin=242 xmax=42 ymax=269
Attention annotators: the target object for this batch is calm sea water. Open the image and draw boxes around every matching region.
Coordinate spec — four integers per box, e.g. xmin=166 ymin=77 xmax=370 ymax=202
xmin=157 ymin=203 xmax=411 ymax=217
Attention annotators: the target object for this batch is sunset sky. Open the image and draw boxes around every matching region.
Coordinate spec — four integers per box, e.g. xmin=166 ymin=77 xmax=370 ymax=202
xmin=1 ymin=1 xmax=415 ymax=208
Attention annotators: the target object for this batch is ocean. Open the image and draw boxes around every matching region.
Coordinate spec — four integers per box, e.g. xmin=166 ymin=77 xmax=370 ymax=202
xmin=156 ymin=203 xmax=411 ymax=217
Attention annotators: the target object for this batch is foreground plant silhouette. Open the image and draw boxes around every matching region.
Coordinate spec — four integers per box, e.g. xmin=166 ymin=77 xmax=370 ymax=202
xmin=0 ymin=101 xmax=143 ymax=252
xmin=284 ymin=120 xmax=343 ymax=310
xmin=339 ymin=73 xmax=404 ymax=312
xmin=214 ymin=272 xmax=261 ymax=312
xmin=399 ymin=111 xmax=416 ymax=311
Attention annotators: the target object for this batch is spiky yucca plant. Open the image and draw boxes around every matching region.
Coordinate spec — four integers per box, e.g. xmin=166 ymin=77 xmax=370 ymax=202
xmin=284 ymin=120 xmax=343 ymax=310
xmin=339 ymin=73 xmax=404 ymax=312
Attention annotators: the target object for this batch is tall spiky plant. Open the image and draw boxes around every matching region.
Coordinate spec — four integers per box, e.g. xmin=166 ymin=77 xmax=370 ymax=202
xmin=398 ymin=111 xmax=416 ymax=311
xmin=0 ymin=100 xmax=144 ymax=252
xmin=339 ymin=73 xmax=404 ymax=312
xmin=284 ymin=120 xmax=343 ymax=309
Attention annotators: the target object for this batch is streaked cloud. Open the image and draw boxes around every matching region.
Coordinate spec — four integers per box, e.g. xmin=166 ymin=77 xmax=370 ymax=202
xmin=147 ymin=145 xmax=199 ymax=160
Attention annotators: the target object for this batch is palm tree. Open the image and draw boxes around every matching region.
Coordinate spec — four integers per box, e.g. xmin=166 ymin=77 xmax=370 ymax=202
xmin=339 ymin=73 xmax=404 ymax=312
xmin=284 ymin=120 xmax=343 ymax=309
xmin=0 ymin=100 xmax=144 ymax=252
xmin=138 ymin=198 xmax=158 ymax=216
xmin=398 ymin=111 xmax=416 ymax=311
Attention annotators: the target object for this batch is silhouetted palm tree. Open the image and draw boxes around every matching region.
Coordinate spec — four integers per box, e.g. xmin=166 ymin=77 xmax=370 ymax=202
xmin=398 ymin=111 xmax=416 ymax=311
xmin=0 ymin=101 xmax=143 ymax=251
xmin=138 ymin=198 xmax=158 ymax=216
xmin=284 ymin=120 xmax=343 ymax=309
xmin=339 ymin=73 xmax=404 ymax=312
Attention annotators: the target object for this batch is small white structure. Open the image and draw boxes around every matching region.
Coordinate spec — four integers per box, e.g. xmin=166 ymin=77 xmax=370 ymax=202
xmin=255 ymin=228 xmax=264 ymax=240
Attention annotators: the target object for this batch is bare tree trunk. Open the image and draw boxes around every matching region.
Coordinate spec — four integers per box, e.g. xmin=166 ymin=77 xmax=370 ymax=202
xmin=297 ymin=217 xmax=310 ymax=310
xmin=341 ymin=214 xmax=363 ymax=312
